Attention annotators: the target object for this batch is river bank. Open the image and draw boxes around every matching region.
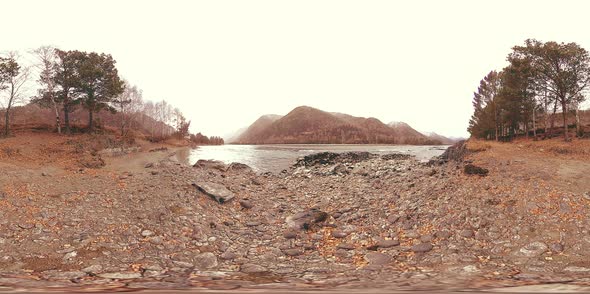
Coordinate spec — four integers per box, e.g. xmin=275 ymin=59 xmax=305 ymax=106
xmin=1 ymin=134 xmax=590 ymax=292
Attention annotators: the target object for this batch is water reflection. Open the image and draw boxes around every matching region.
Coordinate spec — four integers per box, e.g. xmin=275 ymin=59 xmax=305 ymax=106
xmin=183 ymin=144 xmax=448 ymax=173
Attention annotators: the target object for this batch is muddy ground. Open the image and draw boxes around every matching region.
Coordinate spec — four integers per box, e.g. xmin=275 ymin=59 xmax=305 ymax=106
xmin=1 ymin=134 xmax=590 ymax=292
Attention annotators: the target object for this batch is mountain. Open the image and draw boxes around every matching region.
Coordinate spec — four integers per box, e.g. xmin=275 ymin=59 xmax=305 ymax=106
xmin=233 ymin=114 xmax=283 ymax=143
xmin=232 ymin=106 xmax=442 ymax=145
xmin=421 ymin=132 xmax=457 ymax=145
xmin=387 ymin=121 xmax=432 ymax=144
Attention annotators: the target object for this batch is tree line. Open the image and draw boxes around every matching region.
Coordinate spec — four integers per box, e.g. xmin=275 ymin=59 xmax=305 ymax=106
xmin=468 ymin=39 xmax=590 ymax=141
xmin=0 ymin=46 xmax=217 ymax=143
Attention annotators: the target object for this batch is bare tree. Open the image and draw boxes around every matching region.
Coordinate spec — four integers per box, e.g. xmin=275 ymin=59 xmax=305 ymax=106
xmin=32 ymin=46 xmax=62 ymax=133
xmin=0 ymin=52 xmax=31 ymax=137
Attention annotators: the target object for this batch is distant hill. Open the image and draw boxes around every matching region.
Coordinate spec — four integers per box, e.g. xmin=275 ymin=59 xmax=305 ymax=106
xmin=233 ymin=114 xmax=283 ymax=143
xmin=387 ymin=121 xmax=432 ymax=144
xmin=232 ymin=106 xmax=442 ymax=145
xmin=421 ymin=131 xmax=459 ymax=145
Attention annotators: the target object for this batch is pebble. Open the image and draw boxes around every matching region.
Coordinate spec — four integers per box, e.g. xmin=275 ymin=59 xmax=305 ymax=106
xmin=283 ymin=249 xmax=304 ymax=256
xmin=283 ymin=230 xmax=298 ymax=239
xmin=332 ymin=231 xmax=348 ymax=238
xmin=337 ymin=243 xmax=355 ymax=250
xmin=141 ymin=230 xmax=154 ymax=237
xmin=239 ymin=199 xmax=253 ymax=209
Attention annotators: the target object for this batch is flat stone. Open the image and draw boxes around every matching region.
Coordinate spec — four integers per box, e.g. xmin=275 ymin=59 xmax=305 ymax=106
xmin=98 ymin=272 xmax=142 ymax=279
xmin=283 ymin=249 xmax=304 ymax=256
xmin=376 ymin=239 xmax=400 ymax=248
xmin=81 ymin=264 xmax=103 ymax=274
xmin=337 ymin=243 xmax=355 ymax=250
xmin=411 ymin=243 xmax=433 ymax=253
xmin=240 ymin=263 xmax=268 ymax=274
xmin=364 ymin=252 xmax=392 ymax=265
xmin=192 ymin=182 xmax=235 ymax=203
xmin=331 ymin=231 xmax=348 ymax=238
xmin=194 ymin=252 xmax=218 ymax=269
xmin=564 ymin=266 xmax=590 ymax=272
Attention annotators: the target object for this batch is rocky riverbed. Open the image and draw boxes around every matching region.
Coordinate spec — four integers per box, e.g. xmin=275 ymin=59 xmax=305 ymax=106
xmin=1 ymin=140 xmax=590 ymax=292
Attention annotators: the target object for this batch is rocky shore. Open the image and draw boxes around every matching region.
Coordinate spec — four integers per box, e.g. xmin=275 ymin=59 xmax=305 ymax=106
xmin=1 ymin=141 xmax=590 ymax=292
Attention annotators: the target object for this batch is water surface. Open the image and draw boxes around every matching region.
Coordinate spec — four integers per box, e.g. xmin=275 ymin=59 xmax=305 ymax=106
xmin=177 ymin=144 xmax=448 ymax=173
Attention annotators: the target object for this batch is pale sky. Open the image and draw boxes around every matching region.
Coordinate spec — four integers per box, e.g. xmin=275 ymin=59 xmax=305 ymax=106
xmin=3 ymin=0 xmax=590 ymax=138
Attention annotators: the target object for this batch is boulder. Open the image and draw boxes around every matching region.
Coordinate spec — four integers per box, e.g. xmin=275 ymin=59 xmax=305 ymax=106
xmin=286 ymin=208 xmax=329 ymax=230
xmin=193 ymin=160 xmax=227 ymax=171
xmin=192 ymin=182 xmax=235 ymax=203
xmin=226 ymin=162 xmax=253 ymax=173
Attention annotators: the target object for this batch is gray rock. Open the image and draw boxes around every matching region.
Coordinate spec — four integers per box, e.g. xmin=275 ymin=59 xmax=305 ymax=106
xmin=220 ymin=251 xmax=237 ymax=260
xmin=194 ymin=252 xmax=218 ymax=269
xmin=518 ymin=241 xmax=548 ymax=257
xmin=81 ymin=264 xmax=103 ymax=274
xmin=141 ymin=230 xmax=154 ymax=237
xmin=240 ymin=263 xmax=268 ymax=273
xmin=364 ymin=252 xmax=392 ymax=265
xmin=98 ymin=272 xmax=142 ymax=279
xmin=286 ymin=208 xmax=329 ymax=230
xmin=193 ymin=159 xmax=227 ymax=171
xmin=63 ymin=251 xmax=77 ymax=260
xmin=411 ymin=243 xmax=433 ymax=253
xmin=192 ymin=182 xmax=235 ymax=203
xmin=42 ymin=270 xmax=85 ymax=280
xmin=551 ymin=243 xmax=564 ymax=253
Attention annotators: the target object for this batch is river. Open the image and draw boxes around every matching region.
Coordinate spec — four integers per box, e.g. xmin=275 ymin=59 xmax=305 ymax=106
xmin=174 ymin=144 xmax=449 ymax=173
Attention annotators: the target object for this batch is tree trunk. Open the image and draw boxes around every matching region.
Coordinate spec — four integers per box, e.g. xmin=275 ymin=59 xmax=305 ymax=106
xmin=575 ymin=106 xmax=581 ymax=137
xmin=562 ymin=101 xmax=568 ymax=141
xmin=64 ymin=105 xmax=71 ymax=134
xmin=494 ymin=107 xmax=498 ymax=141
xmin=88 ymin=110 xmax=94 ymax=132
xmin=52 ymin=100 xmax=61 ymax=134
xmin=533 ymin=108 xmax=537 ymax=137
xmin=549 ymin=100 xmax=558 ymax=137
xmin=4 ymin=105 xmax=10 ymax=137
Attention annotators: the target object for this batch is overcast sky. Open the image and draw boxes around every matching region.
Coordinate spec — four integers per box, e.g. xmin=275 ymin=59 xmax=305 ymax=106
xmin=3 ymin=0 xmax=590 ymax=138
